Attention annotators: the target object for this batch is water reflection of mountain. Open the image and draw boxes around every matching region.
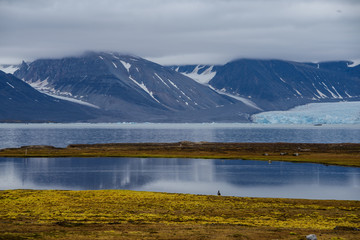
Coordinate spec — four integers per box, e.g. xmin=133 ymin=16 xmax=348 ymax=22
xmin=1 ymin=158 xmax=216 ymax=190
xmin=214 ymin=160 xmax=358 ymax=186
xmin=0 ymin=158 xmax=359 ymax=192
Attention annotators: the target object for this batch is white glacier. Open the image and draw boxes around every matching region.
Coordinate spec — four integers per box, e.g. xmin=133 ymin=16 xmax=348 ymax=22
xmin=252 ymin=101 xmax=360 ymax=124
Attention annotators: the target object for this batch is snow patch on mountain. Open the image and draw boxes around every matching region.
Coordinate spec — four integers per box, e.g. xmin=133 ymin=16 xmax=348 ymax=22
xmin=0 ymin=65 xmax=19 ymax=74
xmin=176 ymin=65 xmax=216 ymax=84
xmin=154 ymin=73 xmax=170 ymax=88
xmin=110 ymin=53 xmax=120 ymax=59
xmin=252 ymin=101 xmax=360 ymax=124
xmin=28 ymin=77 xmax=50 ymax=91
xmin=345 ymin=91 xmax=352 ymax=98
xmin=314 ymin=86 xmax=327 ymax=98
xmin=279 ymin=77 xmax=286 ymax=83
xmin=294 ymin=89 xmax=302 ymax=96
xmin=208 ymin=86 xmax=262 ymax=111
xmin=129 ymin=76 xmax=160 ymax=103
xmin=45 ymin=93 xmax=100 ymax=108
xmin=167 ymin=79 xmax=179 ymax=90
xmin=25 ymin=77 xmax=100 ymax=108
xmin=120 ymin=60 xmax=131 ymax=73
xmin=322 ymin=82 xmax=341 ymax=99
xmin=6 ymin=82 xmax=15 ymax=88
xmin=348 ymin=60 xmax=360 ymax=67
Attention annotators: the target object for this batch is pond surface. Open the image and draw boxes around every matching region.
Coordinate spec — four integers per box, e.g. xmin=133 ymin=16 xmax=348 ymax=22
xmin=0 ymin=123 xmax=359 ymax=149
xmin=1 ymin=157 xmax=359 ymax=200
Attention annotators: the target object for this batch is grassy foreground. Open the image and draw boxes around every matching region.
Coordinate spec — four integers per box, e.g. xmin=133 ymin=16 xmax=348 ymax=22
xmin=0 ymin=142 xmax=360 ymax=167
xmin=1 ymin=190 xmax=360 ymax=240
xmin=0 ymin=190 xmax=360 ymax=240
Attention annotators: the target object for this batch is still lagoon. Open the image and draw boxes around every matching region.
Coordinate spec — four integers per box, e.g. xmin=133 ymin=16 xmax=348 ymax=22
xmin=1 ymin=157 xmax=359 ymax=200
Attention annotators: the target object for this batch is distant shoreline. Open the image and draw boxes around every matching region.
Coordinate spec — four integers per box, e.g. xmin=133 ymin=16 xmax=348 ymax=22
xmin=1 ymin=142 xmax=359 ymax=167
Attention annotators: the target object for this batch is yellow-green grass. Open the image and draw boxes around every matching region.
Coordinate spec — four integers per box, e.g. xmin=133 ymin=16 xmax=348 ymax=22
xmin=1 ymin=142 xmax=359 ymax=167
xmin=1 ymin=190 xmax=359 ymax=239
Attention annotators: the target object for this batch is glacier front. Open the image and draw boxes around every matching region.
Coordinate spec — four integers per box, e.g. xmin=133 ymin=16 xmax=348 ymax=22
xmin=252 ymin=101 xmax=360 ymax=124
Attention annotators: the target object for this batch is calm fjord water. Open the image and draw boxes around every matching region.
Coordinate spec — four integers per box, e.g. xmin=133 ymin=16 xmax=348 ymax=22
xmin=0 ymin=123 xmax=359 ymax=149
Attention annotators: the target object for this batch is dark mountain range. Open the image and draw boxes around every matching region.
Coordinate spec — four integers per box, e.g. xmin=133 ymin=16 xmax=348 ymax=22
xmin=4 ymin=52 xmax=359 ymax=123
xmin=0 ymin=70 xmax=100 ymax=122
xmin=173 ymin=60 xmax=360 ymax=111
xmin=13 ymin=52 xmax=254 ymax=122
xmin=208 ymin=59 xmax=360 ymax=110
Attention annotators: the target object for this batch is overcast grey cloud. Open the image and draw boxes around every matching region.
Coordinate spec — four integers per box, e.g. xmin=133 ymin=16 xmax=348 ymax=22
xmin=0 ymin=0 xmax=359 ymax=65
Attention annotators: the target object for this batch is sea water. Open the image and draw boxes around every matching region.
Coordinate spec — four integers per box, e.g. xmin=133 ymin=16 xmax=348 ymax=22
xmin=0 ymin=123 xmax=359 ymax=149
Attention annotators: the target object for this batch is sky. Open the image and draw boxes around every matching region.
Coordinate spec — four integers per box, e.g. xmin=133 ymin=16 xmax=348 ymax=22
xmin=0 ymin=0 xmax=359 ymax=65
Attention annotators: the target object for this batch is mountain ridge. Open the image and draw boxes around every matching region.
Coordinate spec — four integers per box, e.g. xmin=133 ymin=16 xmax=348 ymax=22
xmin=172 ymin=59 xmax=360 ymax=111
xmin=12 ymin=52 xmax=254 ymax=122
xmin=0 ymin=70 xmax=101 ymax=122
xmin=1 ymin=53 xmax=359 ymax=122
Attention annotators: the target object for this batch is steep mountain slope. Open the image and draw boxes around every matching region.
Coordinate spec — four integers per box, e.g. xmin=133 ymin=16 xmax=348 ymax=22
xmin=14 ymin=52 xmax=254 ymax=122
xmin=208 ymin=59 xmax=360 ymax=110
xmin=0 ymin=71 xmax=99 ymax=122
xmin=170 ymin=64 xmax=263 ymax=111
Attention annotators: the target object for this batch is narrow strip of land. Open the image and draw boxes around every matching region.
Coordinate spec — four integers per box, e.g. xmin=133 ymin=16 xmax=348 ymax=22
xmin=0 ymin=190 xmax=359 ymax=240
xmin=1 ymin=142 xmax=359 ymax=167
